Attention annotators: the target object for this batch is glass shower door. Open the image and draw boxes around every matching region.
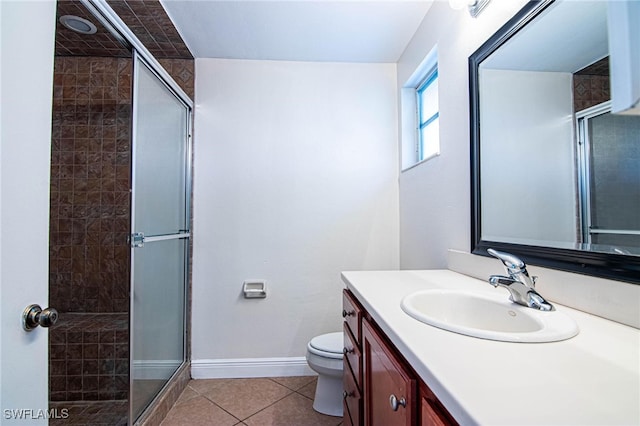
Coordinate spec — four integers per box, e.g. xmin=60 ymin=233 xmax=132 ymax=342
xmin=130 ymin=53 xmax=191 ymax=420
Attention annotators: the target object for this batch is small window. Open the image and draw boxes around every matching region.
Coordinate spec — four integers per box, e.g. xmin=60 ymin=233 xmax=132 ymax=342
xmin=416 ymin=68 xmax=439 ymax=161
xmin=400 ymin=46 xmax=438 ymax=171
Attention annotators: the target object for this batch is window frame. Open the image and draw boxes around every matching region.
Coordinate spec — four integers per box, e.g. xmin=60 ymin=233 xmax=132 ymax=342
xmin=416 ymin=67 xmax=440 ymax=162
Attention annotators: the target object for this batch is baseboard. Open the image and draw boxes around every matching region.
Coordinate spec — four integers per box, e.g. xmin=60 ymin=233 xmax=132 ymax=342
xmin=191 ymin=357 xmax=316 ymax=379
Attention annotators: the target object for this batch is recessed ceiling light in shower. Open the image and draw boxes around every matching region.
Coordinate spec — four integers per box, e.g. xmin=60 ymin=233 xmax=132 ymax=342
xmin=59 ymin=15 xmax=98 ymax=35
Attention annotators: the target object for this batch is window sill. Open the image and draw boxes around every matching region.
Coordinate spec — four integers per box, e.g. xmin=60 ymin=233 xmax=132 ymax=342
xmin=401 ymin=152 xmax=440 ymax=173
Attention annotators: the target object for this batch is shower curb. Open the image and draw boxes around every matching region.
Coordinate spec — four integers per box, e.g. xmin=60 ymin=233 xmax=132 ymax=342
xmin=134 ymin=361 xmax=191 ymax=426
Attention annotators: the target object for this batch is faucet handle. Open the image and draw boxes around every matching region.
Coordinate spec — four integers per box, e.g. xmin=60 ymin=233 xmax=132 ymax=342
xmin=487 ymin=248 xmax=525 ymax=273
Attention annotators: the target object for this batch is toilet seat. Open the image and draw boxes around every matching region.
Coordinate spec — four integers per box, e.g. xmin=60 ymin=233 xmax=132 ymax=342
xmin=307 ymin=332 xmax=343 ymax=359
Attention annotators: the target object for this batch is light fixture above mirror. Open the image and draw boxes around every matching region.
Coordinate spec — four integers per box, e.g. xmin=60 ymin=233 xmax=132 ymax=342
xmin=449 ymin=0 xmax=491 ymax=18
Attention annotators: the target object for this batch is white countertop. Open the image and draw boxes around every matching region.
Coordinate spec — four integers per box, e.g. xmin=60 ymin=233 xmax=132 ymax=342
xmin=342 ymin=269 xmax=640 ymax=426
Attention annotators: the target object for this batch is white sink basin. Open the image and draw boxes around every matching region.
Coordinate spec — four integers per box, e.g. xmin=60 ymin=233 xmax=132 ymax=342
xmin=401 ymin=289 xmax=578 ymax=343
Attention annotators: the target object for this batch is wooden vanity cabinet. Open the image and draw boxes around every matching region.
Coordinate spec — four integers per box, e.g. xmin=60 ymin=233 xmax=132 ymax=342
xmin=343 ymin=289 xmax=457 ymax=426
xmin=343 ymin=289 xmax=363 ymax=426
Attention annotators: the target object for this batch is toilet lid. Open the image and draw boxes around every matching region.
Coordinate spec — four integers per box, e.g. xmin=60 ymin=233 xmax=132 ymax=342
xmin=308 ymin=332 xmax=343 ymax=359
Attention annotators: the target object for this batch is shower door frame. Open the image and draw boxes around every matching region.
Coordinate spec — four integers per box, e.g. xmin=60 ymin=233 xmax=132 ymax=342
xmin=79 ymin=0 xmax=194 ymax=423
xmin=576 ymin=100 xmax=640 ymax=251
xmin=575 ymin=101 xmax=611 ymax=245
xmin=80 ymin=0 xmax=193 ymax=107
xmin=129 ymin=51 xmax=193 ymax=422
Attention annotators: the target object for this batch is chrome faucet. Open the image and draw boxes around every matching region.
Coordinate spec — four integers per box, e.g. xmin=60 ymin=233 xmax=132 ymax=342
xmin=487 ymin=248 xmax=554 ymax=311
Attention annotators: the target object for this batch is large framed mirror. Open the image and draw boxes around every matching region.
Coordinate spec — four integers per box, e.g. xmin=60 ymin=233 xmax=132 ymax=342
xmin=470 ymin=0 xmax=640 ymax=283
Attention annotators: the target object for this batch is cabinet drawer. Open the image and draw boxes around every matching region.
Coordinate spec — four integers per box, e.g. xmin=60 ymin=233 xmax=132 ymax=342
xmin=343 ymin=360 xmax=362 ymax=426
xmin=344 ymin=322 xmax=362 ymax=385
xmin=343 ymin=289 xmax=362 ymax=344
xmin=363 ymin=319 xmax=416 ymax=426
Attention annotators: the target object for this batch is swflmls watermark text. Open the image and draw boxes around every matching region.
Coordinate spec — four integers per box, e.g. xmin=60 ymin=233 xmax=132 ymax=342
xmin=3 ymin=408 xmax=69 ymax=420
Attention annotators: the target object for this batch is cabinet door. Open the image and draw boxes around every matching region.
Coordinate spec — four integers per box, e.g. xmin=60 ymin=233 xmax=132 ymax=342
xmin=422 ymin=397 xmax=447 ymax=426
xmin=363 ymin=319 xmax=416 ymax=426
xmin=420 ymin=382 xmax=457 ymax=426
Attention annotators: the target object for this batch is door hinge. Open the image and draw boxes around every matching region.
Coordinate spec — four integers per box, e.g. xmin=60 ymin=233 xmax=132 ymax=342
xmin=130 ymin=232 xmax=145 ymax=248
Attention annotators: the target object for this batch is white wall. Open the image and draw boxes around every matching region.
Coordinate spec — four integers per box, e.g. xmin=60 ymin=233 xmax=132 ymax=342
xmin=192 ymin=59 xmax=398 ymax=375
xmin=398 ymin=0 xmax=530 ymax=269
xmin=480 ymin=69 xmax=576 ymax=245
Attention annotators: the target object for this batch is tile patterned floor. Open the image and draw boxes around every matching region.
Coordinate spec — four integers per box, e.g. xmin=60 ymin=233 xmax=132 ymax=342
xmin=161 ymin=376 xmax=343 ymax=426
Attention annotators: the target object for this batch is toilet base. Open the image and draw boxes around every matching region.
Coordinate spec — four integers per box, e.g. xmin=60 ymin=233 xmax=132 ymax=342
xmin=312 ymin=373 xmax=343 ymax=417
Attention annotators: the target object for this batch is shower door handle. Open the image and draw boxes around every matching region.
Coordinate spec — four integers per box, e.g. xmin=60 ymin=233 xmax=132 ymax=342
xmin=23 ymin=304 xmax=59 ymax=331
xmin=130 ymin=231 xmax=191 ymax=248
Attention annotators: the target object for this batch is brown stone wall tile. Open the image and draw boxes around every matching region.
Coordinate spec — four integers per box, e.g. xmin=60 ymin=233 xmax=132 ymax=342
xmin=49 ymin=56 xmax=132 ymax=401
xmin=573 ymin=58 xmax=610 ymax=112
xmin=48 ymin=313 xmax=129 ymax=402
xmin=50 ymin=56 xmax=131 ymax=315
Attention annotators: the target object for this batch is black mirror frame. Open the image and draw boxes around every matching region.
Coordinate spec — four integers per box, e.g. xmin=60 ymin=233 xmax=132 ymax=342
xmin=469 ymin=0 xmax=640 ymax=284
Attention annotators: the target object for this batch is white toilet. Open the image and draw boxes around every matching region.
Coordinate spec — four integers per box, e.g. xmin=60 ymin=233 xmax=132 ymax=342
xmin=306 ymin=332 xmax=344 ymax=416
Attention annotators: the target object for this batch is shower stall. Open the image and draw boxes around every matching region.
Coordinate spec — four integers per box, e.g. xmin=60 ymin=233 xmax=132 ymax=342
xmin=48 ymin=1 xmax=193 ymax=424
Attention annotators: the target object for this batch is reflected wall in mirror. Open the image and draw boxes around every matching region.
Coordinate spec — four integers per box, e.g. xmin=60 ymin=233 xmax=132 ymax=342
xmin=470 ymin=0 xmax=640 ymax=283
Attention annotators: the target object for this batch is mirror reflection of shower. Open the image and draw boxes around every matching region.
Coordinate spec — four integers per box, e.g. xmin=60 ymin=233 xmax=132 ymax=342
xmin=576 ymin=104 xmax=640 ymax=255
xmin=572 ymin=57 xmax=640 ymax=257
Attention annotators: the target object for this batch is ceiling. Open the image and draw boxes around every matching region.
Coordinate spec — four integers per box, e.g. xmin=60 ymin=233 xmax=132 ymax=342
xmin=108 ymin=0 xmax=193 ymax=59
xmin=159 ymin=0 xmax=433 ymax=63
xmin=55 ymin=0 xmax=131 ymax=57
xmin=55 ymin=0 xmax=193 ymax=59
